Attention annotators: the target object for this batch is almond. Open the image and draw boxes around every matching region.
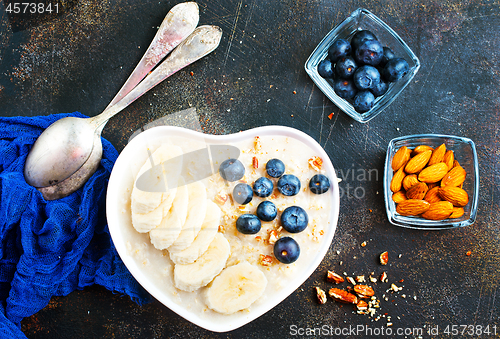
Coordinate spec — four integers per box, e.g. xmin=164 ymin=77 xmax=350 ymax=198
xmin=315 ymin=287 xmax=327 ymax=304
xmin=392 ymin=146 xmax=410 ymax=171
xmin=438 ymin=186 xmax=469 ymax=207
xmin=353 ymin=285 xmax=375 ymax=299
xmin=379 ymin=251 xmax=389 ymax=265
xmin=406 ymin=182 xmax=428 ymax=200
xmin=402 ymin=174 xmax=419 ymax=191
xmin=428 ymin=143 xmax=446 ymax=166
xmin=392 ymin=191 xmax=407 ymax=204
xmin=453 ymin=159 xmax=460 ymax=168
xmin=424 ymin=186 xmax=442 ymax=203
xmin=328 ymin=288 xmax=358 ymax=304
xmin=418 ymin=163 xmax=449 ymax=183
xmin=427 ymin=182 xmax=439 ymax=189
xmin=441 ymin=166 xmax=466 ymax=187
xmin=450 ymin=207 xmax=465 ymax=219
xmin=443 ymin=150 xmax=455 ymax=170
xmin=405 ymin=150 xmax=432 ymax=174
xmin=390 ymin=166 xmax=406 ymax=193
xmin=411 ymin=145 xmax=434 ymax=157
xmin=421 ymin=201 xmax=454 ymax=220
xmin=396 ymin=199 xmax=430 ymax=216
xmin=326 ymin=271 xmax=345 ymax=284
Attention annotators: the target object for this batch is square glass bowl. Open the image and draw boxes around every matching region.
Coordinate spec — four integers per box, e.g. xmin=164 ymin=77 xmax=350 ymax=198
xmin=304 ymin=8 xmax=420 ymax=123
xmin=384 ymin=134 xmax=479 ymax=230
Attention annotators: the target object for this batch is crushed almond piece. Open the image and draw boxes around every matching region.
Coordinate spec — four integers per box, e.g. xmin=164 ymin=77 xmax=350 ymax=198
xmin=380 ymin=251 xmax=389 ymax=265
xmin=326 ymin=271 xmax=344 ymax=284
xmin=308 ymin=156 xmax=323 ymax=171
xmin=347 ymin=277 xmax=356 ymax=285
xmin=466 ymin=250 xmax=472 ymax=256
xmin=189 ymin=71 xmax=194 ymax=76
xmin=355 ymin=275 xmax=366 ymax=283
xmin=268 ymin=230 xmax=278 ymax=245
xmin=361 ymin=241 xmax=367 ymax=247
xmin=369 ymin=274 xmax=378 ymax=283
xmin=380 ymin=272 xmax=388 ymax=283
xmin=354 ymin=285 xmax=375 ymax=299
xmin=259 ymin=254 xmax=274 ymax=266
xmin=214 ymin=192 xmax=228 ymax=205
xmin=293 ymin=90 xmax=297 ymax=94
xmin=253 ymin=136 xmax=261 ymax=152
xmin=252 ymin=156 xmax=259 ymax=169
xmin=255 ymin=236 xmax=262 ymax=242
xmin=328 ymin=112 xmax=334 ymax=120
xmin=218 ymin=225 xmax=225 ymax=233
xmin=328 ymin=288 xmax=358 ymax=304
xmin=315 ymin=287 xmax=327 ymax=304
xmin=356 ymin=300 xmax=368 ymax=311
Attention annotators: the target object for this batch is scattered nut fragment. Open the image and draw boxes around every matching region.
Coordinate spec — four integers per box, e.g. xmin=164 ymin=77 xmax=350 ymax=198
xmin=326 ymin=271 xmax=345 ymax=284
xmin=355 ymin=275 xmax=366 ymax=283
xmin=347 ymin=277 xmax=356 ymax=285
xmin=380 ymin=251 xmax=389 ymax=265
xmin=380 ymin=272 xmax=388 ymax=283
xmin=315 ymin=287 xmax=327 ymax=305
xmin=369 ymin=273 xmax=378 ymax=283
xmin=328 ymin=288 xmax=358 ymax=304
xmin=308 ymin=156 xmax=323 ymax=171
xmin=214 ymin=191 xmax=228 ymax=205
xmin=252 ymin=156 xmax=259 ymax=169
xmin=356 ymin=300 xmax=368 ymax=311
xmin=361 ymin=241 xmax=367 ymax=247
xmin=391 ymin=283 xmax=402 ymax=292
xmin=268 ymin=230 xmax=278 ymax=245
xmin=253 ymin=136 xmax=261 ymax=152
xmin=259 ymin=254 xmax=274 ymax=266
xmin=354 ymin=285 xmax=375 ymax=299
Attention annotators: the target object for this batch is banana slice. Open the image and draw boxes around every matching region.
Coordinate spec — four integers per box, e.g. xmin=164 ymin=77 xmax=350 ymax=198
xmin=174 ymin=233 xmax=230 ymax=292
xmin=131 ymin=144 xmax=183 ymax=214
xmin=132 ymin=187 xmax=176 ymax=233
xmin=169 ymin=200 xmax=221 ymax=264
xmin=168 ymin=181 xmax=207 ymax=252
xmin=149 ymin=177 xmax=189 ymax=249
xmin=204 ymin=261 xmax=267 ymax=315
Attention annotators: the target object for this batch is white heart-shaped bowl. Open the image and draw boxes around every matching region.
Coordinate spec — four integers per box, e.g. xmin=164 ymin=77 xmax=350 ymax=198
xmin=106 ymin=125 xmax=340 ymax=332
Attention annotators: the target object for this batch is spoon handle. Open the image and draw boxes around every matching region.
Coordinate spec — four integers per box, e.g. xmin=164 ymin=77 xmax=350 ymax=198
xmin=106 ymin=2 xmax=199 ymax=109
xmin=91 ymin=25 xmax=222 ymax=128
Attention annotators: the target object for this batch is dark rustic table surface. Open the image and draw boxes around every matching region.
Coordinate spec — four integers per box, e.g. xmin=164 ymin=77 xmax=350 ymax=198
xmin=1 ymin=0 xmax=499 ymax=338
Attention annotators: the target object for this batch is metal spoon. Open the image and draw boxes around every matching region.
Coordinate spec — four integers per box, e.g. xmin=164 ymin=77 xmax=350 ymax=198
xmin=24 ymin=1 xmax=199 ymax=190
xmin=26 ymin=25 xmax=223 ymax=200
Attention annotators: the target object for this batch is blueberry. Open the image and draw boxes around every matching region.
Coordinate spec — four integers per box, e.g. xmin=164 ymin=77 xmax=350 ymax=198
xmin=273 ymin=237 xmax=300 ymax=264
xmin=382 ymin=58 xmax=410 ymax=82
xmin=256 ymin=201 xmax=277 ymax=222
xmin=354 ymin=39 xmax=384 ymax=66
xmin=309 ymin=174 xmax=331 ymax=194
xmin=333 ymin=78 xmax=357 ymax=100
xmin=219 ymin=158 xmax=245 ymax=182
xmin=232 ymin=183 xmax=253 ymax=205
xmin=353 ymin=90 xmax=375 ymax=113
xmin=277 ymin=174 xmax=301 ymax=196
xmin=351 ymin=30 xmax=377 ymax=51
xmin=371 ymin=78 xmax=389 ymax=97
xmin=335 ymin=56 xmax=358 ymax=79
xmin=327 ymin=38 xmax=351 ymax=63
xmin=379 ymin=47 xmax=396 ymax=67
xmin=281 ymin=206 xmax=308 ymax=233
xmin=266 ymin=158 xmax=285 ymax=178
xmin=253 ymin=177 xmax=274 ymax=197
xmin=317 ymin=59 xmax=334 ymax=78
xmin=353 ymin=65 xmax=380 ymax=90
xmin=236 ymin=214 xmax=261 ymax=234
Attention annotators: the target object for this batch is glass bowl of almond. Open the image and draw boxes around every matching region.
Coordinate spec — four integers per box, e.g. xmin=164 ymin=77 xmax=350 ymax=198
xmin=384 ymin=134 xmax=479 ymax=229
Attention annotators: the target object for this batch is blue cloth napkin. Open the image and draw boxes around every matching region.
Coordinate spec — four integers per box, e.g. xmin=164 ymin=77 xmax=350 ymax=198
xmin=0 ymin=113 xmax=151 ymax=338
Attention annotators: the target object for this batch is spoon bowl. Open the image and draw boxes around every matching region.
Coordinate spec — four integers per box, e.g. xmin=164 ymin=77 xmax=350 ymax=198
xmin=25 ymin=25 xmax=223 ymax=200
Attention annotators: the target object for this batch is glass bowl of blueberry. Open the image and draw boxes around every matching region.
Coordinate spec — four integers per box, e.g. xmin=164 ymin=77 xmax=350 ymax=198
xmin=304 ymin=8 xmax=420 ymax=123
